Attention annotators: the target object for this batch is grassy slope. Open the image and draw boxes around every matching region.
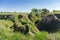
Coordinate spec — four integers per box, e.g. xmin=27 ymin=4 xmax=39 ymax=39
xmin=0 ymin=12 xmax=60 ymax=40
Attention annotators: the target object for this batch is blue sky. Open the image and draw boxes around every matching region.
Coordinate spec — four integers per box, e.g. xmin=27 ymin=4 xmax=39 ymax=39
xmin=0 ymin=0 xmax=60 ymax=12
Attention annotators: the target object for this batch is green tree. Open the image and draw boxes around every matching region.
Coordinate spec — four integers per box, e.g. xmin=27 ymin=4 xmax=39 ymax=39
xmin=31 ymin=8 xmax=38 ymax=13
xmin=42 ymin=8 xmax=49 ymax=14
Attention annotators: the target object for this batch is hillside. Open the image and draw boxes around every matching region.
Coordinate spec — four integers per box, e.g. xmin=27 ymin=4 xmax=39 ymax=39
xmin=0 ymin=9 xmax=60 ymax=40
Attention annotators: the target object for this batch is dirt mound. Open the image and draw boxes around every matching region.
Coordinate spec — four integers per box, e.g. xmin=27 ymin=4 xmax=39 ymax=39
xmin=36 ymin=15 xmax=60 ymax=33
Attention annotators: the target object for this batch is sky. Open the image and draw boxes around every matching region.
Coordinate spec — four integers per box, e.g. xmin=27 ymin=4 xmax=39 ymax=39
xmin=0 ymin=0 xmax=60 ymax=12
